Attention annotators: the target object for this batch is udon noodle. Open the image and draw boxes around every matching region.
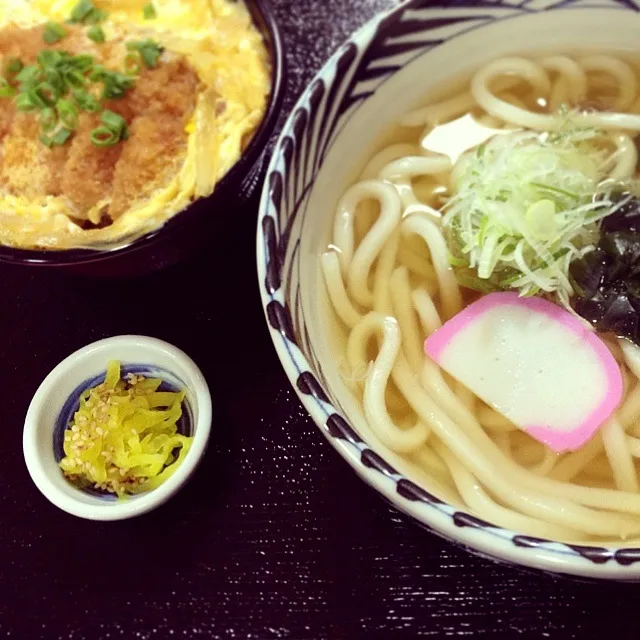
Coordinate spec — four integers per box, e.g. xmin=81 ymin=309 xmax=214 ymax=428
xmin=321 ymin=52 xmax=640 ymax=543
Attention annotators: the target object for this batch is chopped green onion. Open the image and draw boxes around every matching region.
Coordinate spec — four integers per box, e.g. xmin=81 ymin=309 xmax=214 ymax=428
xmin=6 ymin=58 xmax=23 ymax=75
xmin=88 ymin=25 xmax=105 ymax=43
xmin=34 ymin=82 xmax=59 ymax=106
xmin=40 ymin=107 xmax=58 ymax=132
xmin=0 ymin=78 xmax=15 ymax=98
xmin=16 ymin=65 xmax=42 ymax=91
xmin=45 ymin=68 xmax=65 ymax=95
xmin=38 ymin=50 xmax=63 ymax=68
xmin=43 ymin=22 xmax=67 ymax=45
xmin=101 ymin=109 xmax=124 ymax=128
xmin=69 ymin=54 xmax=95 ymax=71
xmin=90 ymin=126 xmax=118 ymax=146
xmin=52 ymin=127 xmax=73 ymax=146
xmin=126 ymin=40 xmax=164 ymax=68
xmin=64 ymin=69 xmax=86 ymax=89
xmin=39 ymin=133 xmax=54 ymax=148
xmin=447 ymin=253 xmax=468 ymax=268
xmin=41 ymin=128 xmax=73 ymax=147
xmin=72 ymin=88 xmax=100 ymax=112
xmin=88 ymin=64 xmax=106 ymax=81
xmin=103 ymin=73 xmax=134 ymax=99
xmin=15 ymin=92 xmax=38 ymax=112
xmin=530 ymin=181 xmax=580 ymax=202
xmin=57 ymin=99 xmax=78 ymax=129
xmin=143 ymin=3 xmax=157 ymax=19
xmin=87 ymin=8 xmax=108 ymax=23
xmin=90 ymin=109 xmax=129 ymax=146
xmin=69 ymin=0 xmax=96 ymax=23
xmin=124 ymin=52 xmax=142 ymax=76
xmin=69 ymin=0 xmax=106 ymax=24
xmin=89 ymin=65 xmax=134 ymax=99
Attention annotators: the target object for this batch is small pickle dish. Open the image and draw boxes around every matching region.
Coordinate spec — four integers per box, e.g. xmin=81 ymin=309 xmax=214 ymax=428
xmin=23 ymin=336 xmax=212 ymax=520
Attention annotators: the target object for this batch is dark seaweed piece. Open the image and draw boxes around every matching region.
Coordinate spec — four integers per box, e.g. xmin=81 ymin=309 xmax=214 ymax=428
xmin=601 ymin=195 xmax=640 ymax=233
xmin=571 ymin=199 xmax=640 ymax=345
xmin=570 ymin=248 xmax=607 ymax=299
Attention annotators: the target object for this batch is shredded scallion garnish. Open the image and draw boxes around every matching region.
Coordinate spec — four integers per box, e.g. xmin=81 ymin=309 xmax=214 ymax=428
xmin=443 ymin=125 xmax=629 ymax=301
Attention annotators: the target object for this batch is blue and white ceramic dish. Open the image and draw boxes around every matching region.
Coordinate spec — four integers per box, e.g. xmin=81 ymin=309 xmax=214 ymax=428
xmin=257 ymin=0 xmax=640 ymax=580
xmin=23 ymin=336 xmax=212 ymax=521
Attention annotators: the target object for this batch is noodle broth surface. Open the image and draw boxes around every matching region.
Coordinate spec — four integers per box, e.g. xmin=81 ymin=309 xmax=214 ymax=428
xmin=320 ymin=49 xmax=640 ymax=544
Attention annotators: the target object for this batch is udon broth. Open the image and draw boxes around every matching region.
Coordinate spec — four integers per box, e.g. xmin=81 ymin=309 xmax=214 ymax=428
xmin=321 ymin=50 xmax=640 ymax=544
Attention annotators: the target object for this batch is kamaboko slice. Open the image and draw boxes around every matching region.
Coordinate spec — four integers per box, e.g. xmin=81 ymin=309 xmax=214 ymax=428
xmin=424 ymin=292 xmax=622 ymax=453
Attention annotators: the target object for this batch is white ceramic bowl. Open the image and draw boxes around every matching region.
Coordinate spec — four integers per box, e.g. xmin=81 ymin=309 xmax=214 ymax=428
xmin=257 ymin=0 xmax=640 ymax=579
xmin=23 ymin=336 xmax=212 ymax=521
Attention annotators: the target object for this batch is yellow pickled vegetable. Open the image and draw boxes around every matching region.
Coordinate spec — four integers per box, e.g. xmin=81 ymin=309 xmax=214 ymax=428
xmin=59 ymin=360 xmax=192 ymax=497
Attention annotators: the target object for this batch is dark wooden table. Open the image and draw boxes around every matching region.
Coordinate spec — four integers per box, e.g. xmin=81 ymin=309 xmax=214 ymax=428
xmin=3 ymin=1 xmax=640 ymax=638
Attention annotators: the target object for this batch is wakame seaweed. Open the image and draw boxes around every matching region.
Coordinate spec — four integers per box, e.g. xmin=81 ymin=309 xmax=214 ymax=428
xmin=571 ymin=197 xmax=640 ymax=344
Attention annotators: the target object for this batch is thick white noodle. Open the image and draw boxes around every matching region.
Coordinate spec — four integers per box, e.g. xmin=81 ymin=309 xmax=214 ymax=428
xmin=400 ymin=92 xmax=476 ymax=128
xmin=602 ymin=418 xmax=640 ymax=492
xmin=472 ymin=56 xmax=640 ymax=131
xmin=378 ymin=154 xmax=453 ymax=211
xmin=333 ymin=180 xmax=402 ymax=280
xmin=401 ymin=215 xmax=463 ymax=319
xmin=357 ymin=313 xmax=431 ymax=453
xmin=344 ymin=182 xmax=402 ymax=307
xmin=471 ymin=57 xmax=555 ymax=130
xmin=361 ymin=144 xmax=419 ymax=180
xmin=538 ymin=55 xmax=588 ymax=104
xmin=320 ymin=251 xmax=362 ymax=329
xmin=578 ymin=55 xmax=638 ymax=111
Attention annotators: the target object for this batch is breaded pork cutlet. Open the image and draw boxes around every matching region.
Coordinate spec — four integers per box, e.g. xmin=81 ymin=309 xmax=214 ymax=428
xmin=0 ymin=23 xmax=200 ymax=223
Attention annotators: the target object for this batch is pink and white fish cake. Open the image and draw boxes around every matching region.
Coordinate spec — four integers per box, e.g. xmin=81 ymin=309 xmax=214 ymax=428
xmin=425 ymin=292 xmax=623 ymax=453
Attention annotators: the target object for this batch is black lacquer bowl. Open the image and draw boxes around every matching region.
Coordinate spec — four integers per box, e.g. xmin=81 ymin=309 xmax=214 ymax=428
xmin=0 ymin=0 xmax=285 ymax=277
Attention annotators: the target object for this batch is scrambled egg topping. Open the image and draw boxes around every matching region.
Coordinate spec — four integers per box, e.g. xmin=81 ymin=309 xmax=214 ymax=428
xmin=0 ymin=0 xmax=270 ymax=249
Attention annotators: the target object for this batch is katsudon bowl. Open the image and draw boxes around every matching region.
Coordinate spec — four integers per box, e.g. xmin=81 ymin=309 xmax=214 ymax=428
xmin=0 ymin=0 xmax=285 ymax=276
